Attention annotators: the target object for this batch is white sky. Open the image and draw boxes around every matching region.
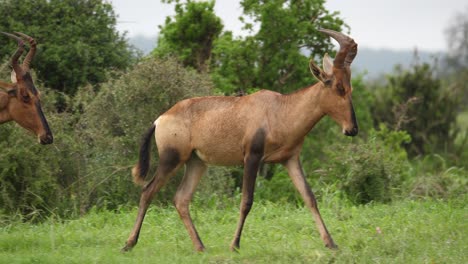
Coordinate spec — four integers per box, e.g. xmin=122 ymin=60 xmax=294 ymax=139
xmin=110 ymin=0 xmax=467 ymax=52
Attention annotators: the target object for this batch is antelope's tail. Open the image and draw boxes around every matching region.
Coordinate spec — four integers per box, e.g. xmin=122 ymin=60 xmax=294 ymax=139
xmin=131 ymin=123 xmax=156 ymax=186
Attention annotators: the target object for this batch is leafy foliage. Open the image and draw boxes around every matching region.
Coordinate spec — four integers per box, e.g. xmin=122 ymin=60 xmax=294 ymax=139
xmin=156 ymin=0 xmax=347 ymax=95
xmin=371 ymin=62 xmax=462 ymax=156
xmin=153 ymin=0 xmax=223 ymax=73
xmin=317 ymin=126 xmax=411 ymax=204
xmin=72 ymin=57 xmax=215 ymax=210
xmin=0 ymin=0 xmax=135 ymax=96
xmin=0 ymin=124 xmax=60 ymax=219
xmin=211 ymin=32 xmax=259 ymax=94
xmin=241 ymin=0 xmax=346 ymax=91
xmin=211 ymin=0 xmax=347 ymax=94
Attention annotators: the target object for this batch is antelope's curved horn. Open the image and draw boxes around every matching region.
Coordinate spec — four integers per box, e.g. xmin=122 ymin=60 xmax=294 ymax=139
xmin=319 ymin=29 xmax=358 ymax=68
xmin=14 ymin=32 xmax=36 ymax=71
xmin=1 ymin=32 xmax=22 ymax=42
xmin=1 ymin=32 xmax=25 ymax=80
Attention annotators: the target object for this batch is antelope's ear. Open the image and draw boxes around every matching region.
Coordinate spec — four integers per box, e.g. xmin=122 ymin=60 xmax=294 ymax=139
xmin=323 ymin=53 xmax=333 ymax=75
xmin=10 ymin=70 xmax=17 ymax=83
xmin=309 ymin=59 xmax=331 ymax=84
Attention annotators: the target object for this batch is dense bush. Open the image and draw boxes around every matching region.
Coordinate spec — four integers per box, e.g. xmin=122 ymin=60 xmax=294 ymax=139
xmin=371 ymin=63 xmax=462 ymax=157
xmin=317 ymin=126 xmax=411 ymax=204
xmin=0 ymin=0 xmax=135 ymax=96
xmin=0 ymin=124 xmax=60 ymax=219
xmin=0 ymin=57 xmax=227 ymax=218
xmin=71 ymin=57 xmax=217 ymax=210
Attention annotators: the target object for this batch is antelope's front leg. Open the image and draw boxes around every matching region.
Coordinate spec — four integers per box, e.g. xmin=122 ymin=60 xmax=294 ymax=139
xmin=230 ymin=129 xmax=265 ymax=251
xmin=283 ymin=155 xmax=337 ymax=249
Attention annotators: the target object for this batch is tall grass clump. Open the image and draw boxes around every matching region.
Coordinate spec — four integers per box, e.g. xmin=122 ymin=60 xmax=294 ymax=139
xmin=407 ymin=154 xmax=468 ymax=200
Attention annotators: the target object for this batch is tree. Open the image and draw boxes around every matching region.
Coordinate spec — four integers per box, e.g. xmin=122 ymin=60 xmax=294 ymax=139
xmin=212 ymin=0 xmax=347 ymax=94
xmin=210 ymin=32 xmax=259 ymax=94
xmin=153 ymin=0 xmax=223 ymax=73
xmin=444 ymin=7 xmax=468 ymax=108
xmin=371 ymin=62 xmax=461 ymax=157
xmin=445 ymin=7 xmax=468 ymax=70
xmin=0 ymin=0 xmax=135 ymax=96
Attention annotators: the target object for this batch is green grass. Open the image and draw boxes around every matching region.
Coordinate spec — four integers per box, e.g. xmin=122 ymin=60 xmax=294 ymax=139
xmin=0 ymin=199 xmax=466 ymax=263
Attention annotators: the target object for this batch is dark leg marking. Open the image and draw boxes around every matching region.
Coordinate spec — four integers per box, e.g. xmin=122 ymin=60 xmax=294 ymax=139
xmin=123 ymin=147 xmax=182 ymax=252
xmin=158 ymin=147 xmax=181 ymax=175
xmin=231 ymin=128 xmax=265 ymax=251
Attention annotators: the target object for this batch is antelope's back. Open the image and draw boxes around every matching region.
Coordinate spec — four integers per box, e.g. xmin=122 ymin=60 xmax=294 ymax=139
xmin=157 ymin=91 xmax=279 ymax=165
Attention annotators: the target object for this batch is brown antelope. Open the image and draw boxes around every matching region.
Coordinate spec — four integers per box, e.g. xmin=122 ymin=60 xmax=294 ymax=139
xmin=0 ymin=32 xmax=53 ymax=144
xmin=123 ymin=29 xmax=358 ymax=252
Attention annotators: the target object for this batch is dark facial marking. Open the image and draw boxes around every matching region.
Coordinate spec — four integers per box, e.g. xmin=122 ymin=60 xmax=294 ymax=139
xmin=23 ymin=72 xmax=38 ymax=95
xmin=35 ymin=101 xmax=53 ymax=144
xmin=335 ymin=82 xmax=346 ymax=96
xmin=349 ymin=100 xmax=357 ymax=129
xmin=344 ymin=100 xmax=358 ymax=137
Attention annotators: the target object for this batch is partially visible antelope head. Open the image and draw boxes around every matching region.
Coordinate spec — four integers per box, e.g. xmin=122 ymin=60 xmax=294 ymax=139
xmin=309 ymin=29 xmax=358 ymax=136
xmin=0 ymin=32 xmax=53 ymax=144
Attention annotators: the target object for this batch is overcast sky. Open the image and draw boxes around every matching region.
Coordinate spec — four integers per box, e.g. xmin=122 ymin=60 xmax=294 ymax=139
xmin=110 ymin=0 xmax=467 ymax=52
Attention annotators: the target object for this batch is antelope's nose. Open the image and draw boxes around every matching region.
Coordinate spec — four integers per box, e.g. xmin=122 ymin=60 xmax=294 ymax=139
xmin=39 ymin=133 xmax=54 ymax=145
xmin=344 ymin=126 xmax=358 ymax=137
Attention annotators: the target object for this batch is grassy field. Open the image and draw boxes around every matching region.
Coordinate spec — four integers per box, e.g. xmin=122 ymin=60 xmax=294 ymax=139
xmin=0 ymin=199 xmax=466 ymax=263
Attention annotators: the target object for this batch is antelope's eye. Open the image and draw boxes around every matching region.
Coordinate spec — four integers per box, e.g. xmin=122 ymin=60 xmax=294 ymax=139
xmin=22 ymin=94 xmax=31 ymax=103
xmin=336 ymin=83 xmax=346 ymax=96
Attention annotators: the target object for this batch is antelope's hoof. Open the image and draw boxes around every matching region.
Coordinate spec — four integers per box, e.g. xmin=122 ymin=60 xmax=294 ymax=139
xmin=121 ymin=243 xmax=133 ymax=253
xmin=229 ymin=245 xmax=240 ymax=253
xmin=325 ymin=242 xmax=339 ymax=250
xmin=195 ymin=246 xmax=206 ymax=253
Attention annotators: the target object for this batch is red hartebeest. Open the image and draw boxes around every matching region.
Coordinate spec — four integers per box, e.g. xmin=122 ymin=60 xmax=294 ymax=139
xmin=0 ymin=32 xmax=53 ymax=144
xmin=123 ymin=29 xmax=358 ymax=252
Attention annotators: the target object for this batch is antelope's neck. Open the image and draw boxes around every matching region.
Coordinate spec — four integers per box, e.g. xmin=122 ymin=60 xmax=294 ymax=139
xmin=281 ymin=83 xmax=325 ymax=137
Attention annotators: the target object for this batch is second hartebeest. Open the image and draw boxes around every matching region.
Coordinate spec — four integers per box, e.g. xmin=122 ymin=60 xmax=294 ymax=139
xmin=123 ymin=29 xmax=358 ymax=252
xmin=0 ymin=32 xmax=53 ymax=144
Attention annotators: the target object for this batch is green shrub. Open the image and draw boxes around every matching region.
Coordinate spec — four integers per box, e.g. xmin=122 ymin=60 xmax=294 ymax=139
xmin=72 ymin=57 xmax=214 ymax=210
xmin=370 ymin=63 xmax=462 ymax=157
xmin=319 ymin=125 xmax=411 ymax=204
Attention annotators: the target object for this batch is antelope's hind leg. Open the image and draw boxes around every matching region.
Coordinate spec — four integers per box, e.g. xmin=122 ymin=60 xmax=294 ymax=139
xmin=174 ymin=155 xmax=207 ymax=252
xmin=122 ymin=148 xmax=184 ymax=252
